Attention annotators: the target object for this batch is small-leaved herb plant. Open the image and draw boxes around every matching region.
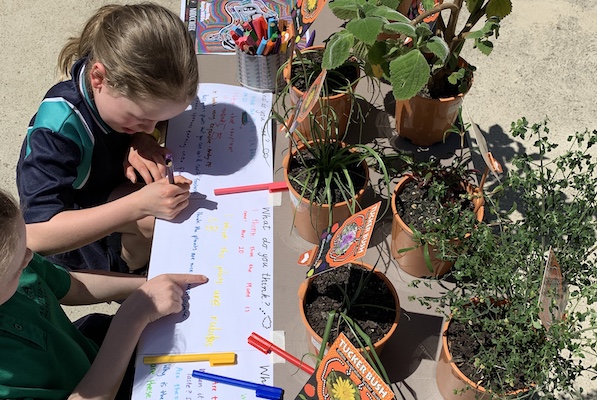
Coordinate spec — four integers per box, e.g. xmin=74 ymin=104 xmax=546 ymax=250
xmin=413 ymin=118 xmax=597 ymax=398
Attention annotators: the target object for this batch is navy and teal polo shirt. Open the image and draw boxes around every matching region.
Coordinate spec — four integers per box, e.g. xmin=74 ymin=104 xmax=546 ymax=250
xmin=17 ymin=58 xmax=130 ymax=271
xmin=0 ymin=254 xmax=98 ymax=399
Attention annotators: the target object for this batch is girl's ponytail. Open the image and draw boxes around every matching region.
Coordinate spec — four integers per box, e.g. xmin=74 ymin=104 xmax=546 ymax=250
xmin=57 ymin=5 xmax=120 ymax=79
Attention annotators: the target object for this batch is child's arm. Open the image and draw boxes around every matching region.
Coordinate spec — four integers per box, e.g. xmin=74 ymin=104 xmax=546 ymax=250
xmin=26 ymin=175 xmax=191 ymax=256
xmin=61 ymin=270 xmax=146 ymax=305
xmin=67 ymin=273 xmax=208 ymax=400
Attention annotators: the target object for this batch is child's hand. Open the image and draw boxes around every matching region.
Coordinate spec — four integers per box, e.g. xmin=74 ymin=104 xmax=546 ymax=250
xmin=124 ymin=133 xmax=169 ymax=184
xmin=138 ymin=176 xmax=192 ymax=220
xmin=126 ymin=274 xmax=209 ymax=324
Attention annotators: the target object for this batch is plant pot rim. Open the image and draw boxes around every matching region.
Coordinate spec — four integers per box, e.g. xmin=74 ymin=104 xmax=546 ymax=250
xmin=391 ymin=174 xmax=485 ymax=235
xmin=297 ymin=260 xmax=400 ymax=352
xmin=283 ymin=140 xmax=370 ymax=210
xmin=404 ymin=90 xmax=467 ymax=103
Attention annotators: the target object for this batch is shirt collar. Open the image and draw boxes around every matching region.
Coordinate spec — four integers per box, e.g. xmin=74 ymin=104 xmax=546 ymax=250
xmin=76 ymin=61 xmax=114 ymax=135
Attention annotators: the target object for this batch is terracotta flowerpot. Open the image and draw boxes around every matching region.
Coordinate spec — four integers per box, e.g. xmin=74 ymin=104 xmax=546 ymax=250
xmin=283 ymin=142 xmax=369 ymax=244
xmin=436 ymin=317 xmax=529 ymax=399
xmin=297 ymin=261 xmax=400 ymax=356
xmin=394 ymin=59 xmax=472 ymax=147
xmin=283 ymin=45 xmax=360 ymax=140
xmin=436 ymin=319 xmax=491 ymax=400
xmin=390 ymin=175 xmax=484 ymax=277
xmin=395 ymin=93 xmax=464 ymax=147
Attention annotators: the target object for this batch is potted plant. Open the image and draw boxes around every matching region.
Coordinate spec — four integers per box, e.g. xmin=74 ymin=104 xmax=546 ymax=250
xmin=297 ymin=260 xmax=400 ymax=383
xmin=322 ymin=0 xmax=512 ymax=146
xmin=357 ymin=112 xmax=486 ymax=278
xmin=415 ymin=118 xmax=597 ymax=398
xmin=281 ymin=112 xmax=390 ymax=243
xmin=389 ymin=130 xmax=485 ymax=277
xmin=277 ymin=45 xmax=363 ymax=140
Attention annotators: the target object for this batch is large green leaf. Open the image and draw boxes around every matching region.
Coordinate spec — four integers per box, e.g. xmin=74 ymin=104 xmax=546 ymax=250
xmin=486 ymin=0 xmax=512 ymax=18
xmin=328 ymin=0 xmax=367 ymax=19
xmin=347 ymin=17 xmax=384 ymax=45
xmin=322 ymin=31 xmax=354 ymax=69
xmin=384 ymin=21 xmax=416 ymax=38
xmin=380 ymin=0 xmax=401 ymax=9
xmin=366 ymin=5 xmax=406 ymax=22
xmin=425 ymin=36 xmax=449 ymax=63
xmin=389 ymin=50 xmax=430 ymax=100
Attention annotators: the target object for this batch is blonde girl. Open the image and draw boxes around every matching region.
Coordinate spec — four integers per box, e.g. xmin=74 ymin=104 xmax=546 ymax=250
xmin=17 ymin=3 xmax=199 ymax=272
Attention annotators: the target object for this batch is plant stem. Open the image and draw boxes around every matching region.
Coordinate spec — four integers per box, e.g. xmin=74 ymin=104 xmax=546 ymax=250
xmin=411 ymin=3 xmax=459 ymax=29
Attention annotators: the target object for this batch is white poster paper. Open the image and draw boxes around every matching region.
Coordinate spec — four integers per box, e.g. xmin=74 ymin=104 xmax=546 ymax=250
xmin=132 ymin=84 xmax=275 ymax=400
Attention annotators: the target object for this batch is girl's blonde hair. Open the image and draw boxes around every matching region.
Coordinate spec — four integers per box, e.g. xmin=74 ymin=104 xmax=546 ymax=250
xmin=0 ymin=190 xmax=21 ymax=278
xmin=58 ymin=3 xmax=199 ymax=103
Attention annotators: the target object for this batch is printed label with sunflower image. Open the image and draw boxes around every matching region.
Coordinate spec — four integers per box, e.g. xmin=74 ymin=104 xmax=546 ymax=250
xmin=294 ymin=332 xmax=393 ymax=400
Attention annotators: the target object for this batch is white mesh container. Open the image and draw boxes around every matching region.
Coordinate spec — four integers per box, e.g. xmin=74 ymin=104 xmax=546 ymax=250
xmin=236 ymin=48 xmax=288 ymax=93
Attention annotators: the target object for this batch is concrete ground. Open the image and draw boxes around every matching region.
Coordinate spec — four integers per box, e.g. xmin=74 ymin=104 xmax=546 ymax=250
xmin=1 ymin=0 xmax=596 ymax=398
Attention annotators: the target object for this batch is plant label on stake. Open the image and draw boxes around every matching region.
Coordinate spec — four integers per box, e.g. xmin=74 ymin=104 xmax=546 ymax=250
xmin=538 ymin=247 xmax=568 ymax=329
xmin=297 ymin=202 xmax=381 ymax=277
xmin=466 ymin=107 xmax=503 ymax=189
xmin=286 ymin=68 xmax=328 ymax=135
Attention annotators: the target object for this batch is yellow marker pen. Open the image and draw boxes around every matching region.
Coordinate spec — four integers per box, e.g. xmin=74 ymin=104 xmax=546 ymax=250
xmin=143 ymin=352 xmax=236 ymax=366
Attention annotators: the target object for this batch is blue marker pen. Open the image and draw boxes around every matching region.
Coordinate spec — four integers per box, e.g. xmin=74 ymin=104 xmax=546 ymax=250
xmin=266 ymin=17 xmax=278 ymax=39
xmin=192 ymin=370 xmax=283 ymax=400
xmin=255 ymin=37 xmax=268 ymax=55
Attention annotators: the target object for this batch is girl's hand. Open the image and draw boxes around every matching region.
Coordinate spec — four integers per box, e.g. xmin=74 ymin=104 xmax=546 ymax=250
xmin=124 ymin=133 xmax=170 ymax=184
xmin=137 ymin=176 xmax=192 ymax=220
xmin=124 ymin=274 xmax=209 ymax=324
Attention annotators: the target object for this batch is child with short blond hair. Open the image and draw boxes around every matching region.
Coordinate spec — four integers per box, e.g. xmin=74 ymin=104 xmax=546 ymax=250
xmin=0 ymin=189 xmax=208 ymax=399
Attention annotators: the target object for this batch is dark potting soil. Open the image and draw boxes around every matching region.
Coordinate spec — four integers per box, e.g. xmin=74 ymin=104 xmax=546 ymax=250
xmin=395 ymin=180 xmax=442 ymax=232
xmin=287 ymin=148 xmax=367 ymax=205
xmin=426 ymin=66 xmax=474 ymax=99
xmin=395 ymin=179 xmax=475 ymax=232
xmin=303 ymin=264 xmax=396 ymax=347
xmin=291 ymin=50 xmax=359 ymax=94
xmin=447 ymin=315 xmax=532 ymax=392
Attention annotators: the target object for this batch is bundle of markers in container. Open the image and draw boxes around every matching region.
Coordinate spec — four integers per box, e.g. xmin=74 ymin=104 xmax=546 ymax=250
xmin=231 ymin=15 xmax=294 ymax=56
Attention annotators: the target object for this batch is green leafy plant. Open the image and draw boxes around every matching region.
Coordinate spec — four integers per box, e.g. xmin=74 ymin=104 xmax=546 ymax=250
xmin=413 ymin=118 xmax=597 ymax=397
xmin=322 ymin=0 xmax=512 ymax=100
xmin=393 ymin=147 xmax=483 ymax=271
xmin=282 ymin=46 xmax=362 ymax=98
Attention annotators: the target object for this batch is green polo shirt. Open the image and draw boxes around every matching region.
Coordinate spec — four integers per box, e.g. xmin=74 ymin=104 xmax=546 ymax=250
xmin=0 ymin=253 xmax=99 ymax=399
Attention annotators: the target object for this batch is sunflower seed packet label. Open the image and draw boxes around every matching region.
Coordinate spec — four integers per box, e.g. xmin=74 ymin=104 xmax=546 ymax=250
xmin=294 ymin=332 xmax=393 ymax=400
